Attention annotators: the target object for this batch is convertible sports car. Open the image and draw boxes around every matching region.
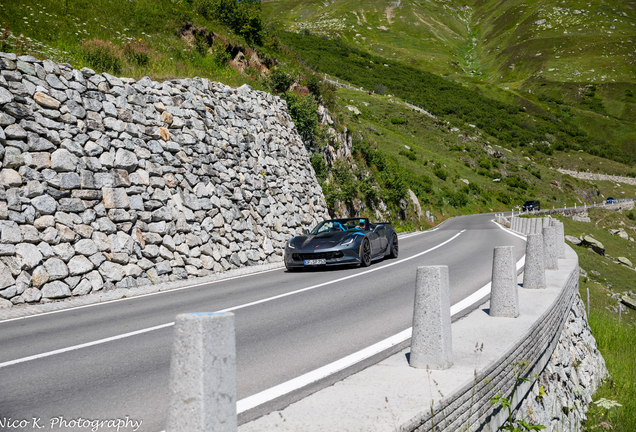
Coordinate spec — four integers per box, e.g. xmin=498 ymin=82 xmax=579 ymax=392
xmin=284 ymin=218 xmax=399 ymax=270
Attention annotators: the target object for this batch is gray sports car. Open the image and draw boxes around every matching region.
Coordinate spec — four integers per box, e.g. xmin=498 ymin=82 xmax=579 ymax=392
xmin=284 ymin=218 xmax=399 ymax=270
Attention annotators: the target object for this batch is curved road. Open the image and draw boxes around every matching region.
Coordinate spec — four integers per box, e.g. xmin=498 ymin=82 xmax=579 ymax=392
xmin=0 ymin=213 xmax=525 ymax=432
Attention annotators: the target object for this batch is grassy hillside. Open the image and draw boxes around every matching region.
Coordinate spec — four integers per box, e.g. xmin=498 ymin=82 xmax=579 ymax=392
xmin=262 ymin=0 xmax=636 ymax=163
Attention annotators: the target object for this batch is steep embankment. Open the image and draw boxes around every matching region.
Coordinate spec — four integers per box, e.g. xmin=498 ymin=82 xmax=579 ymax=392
xmin=0 ymin=52 xmax=329 ymax=307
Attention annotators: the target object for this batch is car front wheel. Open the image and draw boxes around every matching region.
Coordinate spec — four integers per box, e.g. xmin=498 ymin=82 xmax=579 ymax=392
xmin=360 ymin=239 xmax=371 ymax=267
xmin=388 ymin=234 xmax=398 ymax=259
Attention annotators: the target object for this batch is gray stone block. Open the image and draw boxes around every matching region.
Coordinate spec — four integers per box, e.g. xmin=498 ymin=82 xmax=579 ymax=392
xmin=523 ymin=233 xmax=545 ymax=289
xmin=489 ymin=246 xmax=519 ymax=318
xmin=410 ymin=266 xmax=453 ymax=370
xmin=166 ymin=312 xmax=237 ymax=432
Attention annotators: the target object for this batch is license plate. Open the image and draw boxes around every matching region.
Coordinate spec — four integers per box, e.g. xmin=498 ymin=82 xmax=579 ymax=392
xmin=304 ymin=259 xmax=326 ymax=266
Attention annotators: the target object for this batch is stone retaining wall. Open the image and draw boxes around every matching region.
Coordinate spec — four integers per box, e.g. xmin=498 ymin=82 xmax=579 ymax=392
xmin=0 ymin=52 xmax=329 ymax=307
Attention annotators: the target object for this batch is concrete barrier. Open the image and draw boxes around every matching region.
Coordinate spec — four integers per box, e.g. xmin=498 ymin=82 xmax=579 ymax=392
xmin=166 ymin=312 xmax=237 ymax=432
xmin=523 ymin=233 xmax=545 ymax=289
xmin=490 ymin=246 xmax=519 ymax=318
xmin=410 ymin=266 xmax=453 ymax=370
xmin=543 ymin=226 xmax=558 ymax=270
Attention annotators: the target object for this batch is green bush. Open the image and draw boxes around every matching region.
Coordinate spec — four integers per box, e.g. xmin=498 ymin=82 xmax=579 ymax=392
xmin=434 ymin=168 xmax=448 ymax=181
xmin=285 ymin=93 xmax=318 ymax=146
xmin=627 ymin=211 xmax=635 ymax=221
xmin=390 ymin=117 xmax=407 ymax=125
xmin=505 ymin=176 xmax=529 ymax=190
xmin=191 ymin=0 xmax=263 ymax=45
xmin=268 ymin=67 xmax=293 ymax=94
xmin=478 ymin=158 xmax=491 ymax=170
xmin=81 ymin=39 xmax=124 ymax=74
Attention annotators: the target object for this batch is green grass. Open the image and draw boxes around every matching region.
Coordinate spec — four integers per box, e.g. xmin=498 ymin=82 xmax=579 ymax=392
xmin=0 ymin=0 xmax=261 ymax=86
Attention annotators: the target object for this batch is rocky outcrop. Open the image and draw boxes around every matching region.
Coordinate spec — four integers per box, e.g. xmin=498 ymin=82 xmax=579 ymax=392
xmin=0 ymin=52 xmax=329 ymax=306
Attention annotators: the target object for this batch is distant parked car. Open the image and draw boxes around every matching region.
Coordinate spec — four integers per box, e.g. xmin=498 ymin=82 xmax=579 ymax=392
xmin=523 ymin=200 xmax=541 ymax=211
xmin=606 ymin=197 xmax=615 ymax=204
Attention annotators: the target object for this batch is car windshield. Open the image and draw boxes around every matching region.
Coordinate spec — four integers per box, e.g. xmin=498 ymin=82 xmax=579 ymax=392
xmin=311 ymin=219 xmax=368 ymax=234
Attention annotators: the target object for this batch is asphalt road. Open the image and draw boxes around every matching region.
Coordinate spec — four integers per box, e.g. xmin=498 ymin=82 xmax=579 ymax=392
xmin=0 ymin=213 xmax=525 ymax=432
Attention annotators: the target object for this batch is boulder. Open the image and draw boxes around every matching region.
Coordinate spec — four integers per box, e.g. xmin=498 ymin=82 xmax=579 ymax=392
xmin=41 ymin=280 xmax=71 ymax=299
xmin=581 ymin=235 xmax=605 ymax=255
xmin=617 ymin=257 xmax=633 ymax=268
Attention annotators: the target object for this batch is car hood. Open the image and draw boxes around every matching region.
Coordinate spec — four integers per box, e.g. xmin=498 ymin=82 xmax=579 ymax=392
xmin=292 ymin=231 xmax=364 ymax=250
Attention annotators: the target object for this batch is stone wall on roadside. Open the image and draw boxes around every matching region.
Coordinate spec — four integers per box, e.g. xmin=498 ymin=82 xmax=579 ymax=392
xmin=0 ymin=52 xmax=329 ymax=307
xmin=515 ymin=295 xmax=607 ymax=431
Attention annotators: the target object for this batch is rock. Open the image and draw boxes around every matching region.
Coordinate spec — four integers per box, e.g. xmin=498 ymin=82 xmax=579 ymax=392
xmin=114 ymin=148 xmax=138 ymax=173
xmin=34 ymin=92 xmax=61 ymax=109
xmin=99 ymin=261 xmax=126 ymax=282
xmin=0 ymin=260 xmax=16 ymax=289
xmin=582 ymin=236 xmax=605 ymax=255
xmin=85 ymin=270 xmax=104 ymax=291
xmin=72 ymin=279 xmax=93 ymax=296
xmin=68 ymin=255 xmax=95 ymax=276
xmin=0 ymin=298 xmax=12 ymax=308
xmin=51 ymin=148 xmax=79 ymax=172
xmin=22 ymin=287 xmax=42 ymax=302
xmin=74 ymin=239 xmax=98 ymax=256
xmin=0 ymin=169 xmax=22 ymax=187
xmin=41 ymin=280 xmax=72 ymax=299
xmin=31 ymin=265 xmax=50 ymax=287
xmin=31 ymin=195 xmax=58 ymax=214
xmin=44 ymin=257 xmax=69 ymax=280
xmin=15 ymin=243 xmax=43 ymax=270
xmin=102 ymin=188 xmax=130 ymax=209
xmin=617 ymin=257 xmax=633 ymax=268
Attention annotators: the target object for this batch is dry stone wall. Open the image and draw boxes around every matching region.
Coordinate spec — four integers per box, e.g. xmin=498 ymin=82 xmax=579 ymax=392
xmin=0 ymin=52 xmax=329 ymax=307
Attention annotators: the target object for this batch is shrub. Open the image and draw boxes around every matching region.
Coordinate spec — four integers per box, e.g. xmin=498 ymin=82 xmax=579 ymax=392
xmin=268 ymin=67 xmax=293 ymax=94
xmin=285 ymin=93 xmax=318 ymax=146
xmin=434 ymin=168 xmax=448 ymax=181
xmin=310 ymin=153 xmax=328 ymax=182
xmin=478 ymin=158 xmax=491 ymax=169
xmin=505 ymin=176 xmax=529 ymax=190
xmin=374 ymin=83 xmax=386 ymax=95
xmin=123 ymin=40 xmax=151 ymax=66
xmin=191 ymin=0 xmax=263 ymax=45
xmin=81 ymin=39 xmax=124 ymax=74
xmin=627 ymin=211 xmax=635 ymax=221
xmin=390 ymin=117 xmax=407 ymax=125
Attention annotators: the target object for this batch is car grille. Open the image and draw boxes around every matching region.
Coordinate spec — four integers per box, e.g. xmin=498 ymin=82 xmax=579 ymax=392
xmin=292 ymin=251 xmax=344 ymax=261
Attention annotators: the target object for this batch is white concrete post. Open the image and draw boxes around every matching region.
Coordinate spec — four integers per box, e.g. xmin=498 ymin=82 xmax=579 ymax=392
xmin=166 ymin=312 xmax=237 ymax=432
xmin=490 ymin=246 xmax=519 ymax=318
xmin=543 ymin=226 xmax=558 ymax=270
xmin=555 ymin=221 xmax=566 ymax=259
xmin=410 ymin=266 xmax=453 ymax=370
xmin=523 ymin=233 xmax=545 ymax=289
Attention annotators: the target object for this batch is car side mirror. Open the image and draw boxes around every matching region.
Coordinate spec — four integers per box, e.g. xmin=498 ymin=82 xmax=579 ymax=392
xmin=303 ymin=229 xmax=310 ymax=235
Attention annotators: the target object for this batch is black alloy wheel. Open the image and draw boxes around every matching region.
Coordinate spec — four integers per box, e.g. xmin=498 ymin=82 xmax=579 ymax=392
xmin=360 ymin=239 xmax=371 ymax=267
xmin=388 ymin=234 xmax=399 ymax=259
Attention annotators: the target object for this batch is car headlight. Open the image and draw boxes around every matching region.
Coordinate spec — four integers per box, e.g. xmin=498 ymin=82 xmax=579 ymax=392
xmin=287 ymin=238 xmax=296 ymax=249
xmin=340 ymin=236 xmax=356 ymax=246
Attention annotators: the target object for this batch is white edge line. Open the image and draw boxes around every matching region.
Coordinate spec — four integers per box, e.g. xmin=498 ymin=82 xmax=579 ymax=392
xmin=0 ymin=322 xmax=175 ymax=369
xmin=1 ymin=230 xmax=465 ymax=370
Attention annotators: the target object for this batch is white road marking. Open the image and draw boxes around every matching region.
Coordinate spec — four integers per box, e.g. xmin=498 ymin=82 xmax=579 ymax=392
xmin=0 ymin=230 xmax=465 ymax=370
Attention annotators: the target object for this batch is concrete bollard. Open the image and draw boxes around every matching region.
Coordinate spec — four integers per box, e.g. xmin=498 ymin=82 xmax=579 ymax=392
xmin=543 ymin=226 xmax=558 ymax=270
xmin=542 ymin=217 xmax=550 ymax=229
xmin=523 ymin=233 xmax=545 ymax=289
xmin=489 ymin=246 xmax=519 ymax=318
xmin=410 ymin=266 xmax=453 ymax=370
xmin=521 ymin=218 xmax=528 ymax=234
xmin=533 ymin=218 xmax=542 ymax=235
xmin=166 ymin=312 xmax=237 ymax=432
xmin=555 ymin=221 xmax=566 ymax=259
